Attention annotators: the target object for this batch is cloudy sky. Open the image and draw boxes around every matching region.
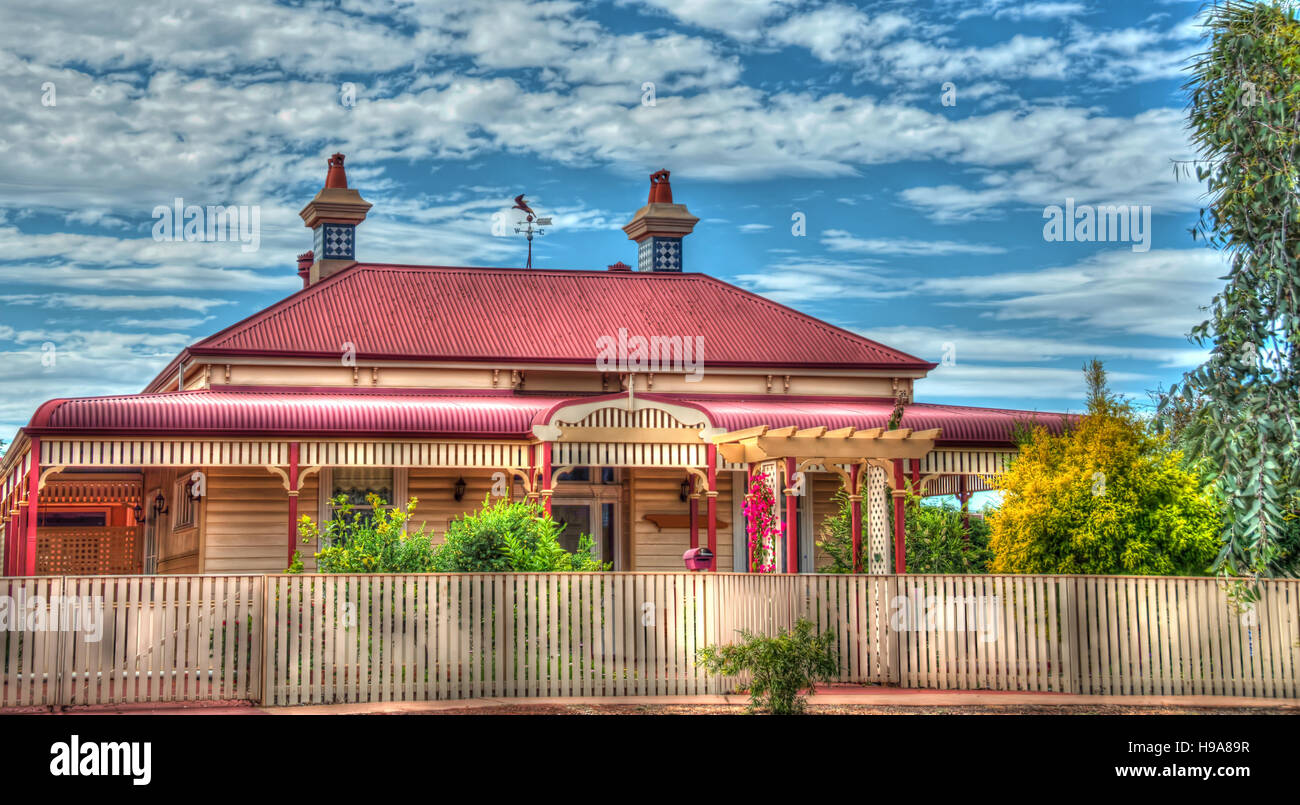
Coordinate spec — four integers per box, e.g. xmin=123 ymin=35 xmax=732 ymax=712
xmin=0 ymin=0 xmax=1222 ymax=443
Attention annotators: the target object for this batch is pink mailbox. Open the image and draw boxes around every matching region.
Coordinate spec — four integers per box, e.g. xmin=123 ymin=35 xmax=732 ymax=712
xmin=682 ymin=547 xmax=714 ymax=570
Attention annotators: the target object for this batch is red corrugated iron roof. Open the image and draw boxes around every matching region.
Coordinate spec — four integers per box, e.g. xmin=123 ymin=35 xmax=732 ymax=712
xmin=29 ymin=388 xmax=1071 ymax=446
xmin=186 ymin=264 xmax=933 ymax=370
xmin=30 ymin=389 xmax=563 ymax=438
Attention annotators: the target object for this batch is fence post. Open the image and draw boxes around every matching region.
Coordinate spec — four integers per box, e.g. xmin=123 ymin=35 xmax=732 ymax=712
xmin=1060 ymin=577 xmax=1077 ymax=694
xmin=259 ymin=575 xmax=271 ymax=706
xmin=884 ymin=575 xmax=901 ymax=686
xmin=54 ymin=576 xmax=69 ymax=708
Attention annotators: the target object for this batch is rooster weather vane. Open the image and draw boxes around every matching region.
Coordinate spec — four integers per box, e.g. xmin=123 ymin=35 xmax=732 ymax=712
xmin=512 ymin=194 xmax=551 ymax=269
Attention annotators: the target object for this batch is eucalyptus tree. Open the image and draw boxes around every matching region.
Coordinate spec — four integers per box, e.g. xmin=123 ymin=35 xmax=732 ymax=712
xmin=1162 ymin=1 xmax=1300 ymax=577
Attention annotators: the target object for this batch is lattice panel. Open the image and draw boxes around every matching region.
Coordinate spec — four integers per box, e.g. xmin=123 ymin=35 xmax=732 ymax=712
xmin=36 ymin=527 xmax=140 ymax=575
xmin=866 ymin=464 xmax=888 ymax=574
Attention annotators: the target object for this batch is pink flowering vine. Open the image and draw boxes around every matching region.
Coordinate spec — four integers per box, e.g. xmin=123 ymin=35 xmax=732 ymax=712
xmin=743 ymin=471 xmax=780 ymax=573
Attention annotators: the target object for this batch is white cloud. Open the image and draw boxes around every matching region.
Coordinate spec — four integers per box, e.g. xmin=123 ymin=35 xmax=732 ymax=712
xmin=822 ymin=229 xmax=1006 ymax=256
xmin=916 ymin=248 xmax=1226 ymax=339
xmin=915 ymin=363 xmax=1152 ymax=400
xmin=855 ymin=325 xmax=1208 ymax=368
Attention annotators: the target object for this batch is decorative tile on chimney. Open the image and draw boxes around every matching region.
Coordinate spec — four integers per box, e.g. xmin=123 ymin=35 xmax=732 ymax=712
xmin=298 ymin=153 xmax=372 ymax=284
xmin=622 ymin=169 xmax=699 ymax=272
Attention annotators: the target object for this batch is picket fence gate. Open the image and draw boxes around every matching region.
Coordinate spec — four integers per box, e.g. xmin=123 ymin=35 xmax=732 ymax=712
xmin=1 ymin=573 xmax=1297 ymax=707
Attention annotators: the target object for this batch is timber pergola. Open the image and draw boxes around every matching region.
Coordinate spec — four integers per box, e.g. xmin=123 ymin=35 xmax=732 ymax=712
xmin=712 ymin=425 xmax=941 ymax=574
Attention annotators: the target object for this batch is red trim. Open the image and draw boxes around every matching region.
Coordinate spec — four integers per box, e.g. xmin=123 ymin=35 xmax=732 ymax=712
xmin=25 ymin=439 xmax=39 ymax=576
xmin=288 ymin=442 xmax=299 ymax=568
xmin=706 ymin=444 xmax=717 ymax=572
xmin=784 ymin=456 xmax=797 ymax=573
xmin=688 ymin=477 xmax=698 ymax=552
xmin=183 ymin=347 xmax=935 ymax=371
xmin=850 ymin=463 xmax=862 ymax=573
xmin=541 ymin=442 xmax=552 ymax=517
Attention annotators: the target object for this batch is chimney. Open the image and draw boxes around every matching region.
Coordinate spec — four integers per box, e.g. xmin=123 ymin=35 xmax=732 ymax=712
xmin=622 ymin=169 xmax=698 ymax=272
xmin=299 ymin=153 xmax=372 ymax=284
xmin=297 ymin=250 xmax=314 ymax=288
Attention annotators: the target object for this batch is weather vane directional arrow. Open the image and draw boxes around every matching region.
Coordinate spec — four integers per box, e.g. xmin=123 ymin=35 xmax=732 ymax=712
xmin=513 ymin=194 xmax=551 ymax=269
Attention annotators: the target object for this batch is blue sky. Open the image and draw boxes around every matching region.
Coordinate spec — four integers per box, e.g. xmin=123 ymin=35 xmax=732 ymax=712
xmin=0 ymin=0 xmax=1225 ymax=445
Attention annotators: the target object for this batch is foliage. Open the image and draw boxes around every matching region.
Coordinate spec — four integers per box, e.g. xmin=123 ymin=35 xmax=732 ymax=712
xmin=898 ymin=494 xmax=993 ymax=574
xmin=991 ymin=361 xmax=1222 ymax=575
xmin=816 ymin=488 xmax=991 ymax=574
xmin=430 ymin=496 xmax=606 ymax=572
xmin=1161 ymin=1 xmax=1300 ymax=577
xmin=299 ymin=494 xmax=438 ymax=573
xmin=286 ymin=551 xmax=304 ymax=574
xmin=697 ymin=619 xmax=839 ymax=714
xmin=743 ymin=472 xmax=779 ymax=573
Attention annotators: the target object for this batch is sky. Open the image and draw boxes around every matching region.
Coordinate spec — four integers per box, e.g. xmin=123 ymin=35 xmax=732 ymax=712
xmin=0 ymin=0 xmax=1226 ymax=446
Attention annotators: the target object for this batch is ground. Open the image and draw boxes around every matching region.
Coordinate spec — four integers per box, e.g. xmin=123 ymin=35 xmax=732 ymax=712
xmin=395 ymin=703 xmax=1298 ymax=715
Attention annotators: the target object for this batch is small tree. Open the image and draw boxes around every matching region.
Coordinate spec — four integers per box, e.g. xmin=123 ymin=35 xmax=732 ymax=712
xmin=299 ymin=494 xmax=437 ymax=573
xmin=989 ymin=361 xmax=1222 ymax=575
xmin=431 ymin=496 xmax=605 ymax=572
xmin=697 ymin=619 xmax=839 ymax=714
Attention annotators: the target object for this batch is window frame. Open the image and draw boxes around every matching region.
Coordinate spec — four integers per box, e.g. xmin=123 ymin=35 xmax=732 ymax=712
xmin=318 ymin=467 xmax=408 ymax=532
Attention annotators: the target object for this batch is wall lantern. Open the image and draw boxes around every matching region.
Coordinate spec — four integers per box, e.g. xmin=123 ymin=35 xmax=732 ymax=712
xmin=153 ymin=492 xmax=168 ymax=517
xmin=679 ymin=478 xmax=691 ymax=502
xmin=454 ymin=477 xmax=467 ymax=502
xmin=132 ymin=503 xmax=144 ymax=522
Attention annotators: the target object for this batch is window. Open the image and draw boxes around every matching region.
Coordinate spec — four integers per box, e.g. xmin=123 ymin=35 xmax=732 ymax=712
xmin=37 ymin=510 xmax=108 ymax=528
xmin=322 ymin=468 xmax=404 ymax=528
xmin=554 ymin=466 xmax=620 ymax=484
xmin=172 ymin=475 xmax=199 ymax=530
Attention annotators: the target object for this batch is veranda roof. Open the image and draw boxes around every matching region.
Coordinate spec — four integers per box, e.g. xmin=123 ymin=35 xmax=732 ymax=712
xmin=23 ymin=388 xmax=1072 ymax=444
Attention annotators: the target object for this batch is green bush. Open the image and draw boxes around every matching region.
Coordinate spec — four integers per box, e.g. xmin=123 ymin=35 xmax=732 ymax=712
xmin=815 ymin=488 xmax=991 ymax=573
xmin=899 ymin=494 xmax=993 ymax=574
xmin=431 ymin=496 xmax=607 ymax=572
xmin=697 ymin=619 xmax=839 ymax=714
xmin=299 ymin=494 xmax=438 ymax=573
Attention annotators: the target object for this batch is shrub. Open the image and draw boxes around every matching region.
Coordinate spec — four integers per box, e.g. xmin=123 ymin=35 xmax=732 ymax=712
xmin=299 ymin=494 xmax=438 ymax=573
xmin=989 ymin=361 xmax=1222 ymax=575
xmin=815 ymin=488 xmax=991 ymax=573
xmin=431 ymin=496 xmax=607 ymax=572
xmin=697 ymin=619 xmax=839 ymax=714
xmin=899 ymin=494 xmax=993 ymax=574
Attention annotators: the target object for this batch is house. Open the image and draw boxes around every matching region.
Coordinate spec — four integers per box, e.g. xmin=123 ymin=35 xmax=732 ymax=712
xmin=0 ymin=155 xmax=1068 ymax=578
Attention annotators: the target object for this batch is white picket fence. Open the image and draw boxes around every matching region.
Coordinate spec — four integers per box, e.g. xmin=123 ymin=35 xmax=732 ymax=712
xmin=2 ymin=573 xmax=1297 ymax=706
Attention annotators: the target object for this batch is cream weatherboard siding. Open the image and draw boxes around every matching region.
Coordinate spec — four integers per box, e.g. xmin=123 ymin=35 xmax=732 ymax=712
xmin=202 ymin=468 xmax=308 ymax=574
xmin=629 ymin=469 xmax=734 ymax=571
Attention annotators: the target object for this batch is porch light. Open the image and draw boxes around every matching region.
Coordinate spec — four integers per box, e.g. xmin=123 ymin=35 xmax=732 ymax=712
xmin=454 ymin=477 xmax=466 ymax=502
xmin=153 ymin=492 xmax=168 ymax=517
xmin=679 ymin=478 xmax=690 ymax=502
xmin=132 ymin=503 xmax=144 ymax=522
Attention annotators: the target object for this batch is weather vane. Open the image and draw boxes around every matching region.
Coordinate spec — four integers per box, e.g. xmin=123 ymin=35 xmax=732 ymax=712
xmin=512 ymin=194 xmax=551 ymax=269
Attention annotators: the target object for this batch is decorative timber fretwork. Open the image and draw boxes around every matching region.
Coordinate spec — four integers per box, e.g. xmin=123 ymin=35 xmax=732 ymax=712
xmin=532 ymin=395 xmax=728 ymax=468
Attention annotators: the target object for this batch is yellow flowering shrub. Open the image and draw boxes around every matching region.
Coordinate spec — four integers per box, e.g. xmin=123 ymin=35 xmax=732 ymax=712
xmin=988 ymin=362 xmax=1222 ymax=575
